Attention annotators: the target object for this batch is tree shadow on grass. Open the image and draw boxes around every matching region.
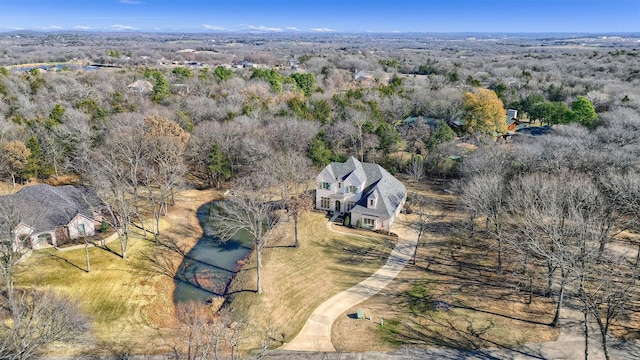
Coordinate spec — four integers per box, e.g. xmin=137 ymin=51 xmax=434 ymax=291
xmin=44 ymin=252 xmax=87 ymax=273
xmin=321 ymin=237 xmax=393 ymax=267
xmin=99 ymin=242 xmax=125 ymax=259
xmin=380 ymin=311 xmax=547 ymax=359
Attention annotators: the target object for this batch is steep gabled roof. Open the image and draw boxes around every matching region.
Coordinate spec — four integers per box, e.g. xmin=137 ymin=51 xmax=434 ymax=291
xmin=327 ymin=156 xmax=366 ymax=183
xmin=324 ymin=157 xmax=406 ymax=219
xmin=350 ymin=162 xmax=407 ymax=219
xmin=3 ymin=184 xmax=101 ymax=233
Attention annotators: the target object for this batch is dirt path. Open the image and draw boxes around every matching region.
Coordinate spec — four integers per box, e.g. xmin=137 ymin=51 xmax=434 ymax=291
xmin=280 ymin=215 xmax=419 ymax=352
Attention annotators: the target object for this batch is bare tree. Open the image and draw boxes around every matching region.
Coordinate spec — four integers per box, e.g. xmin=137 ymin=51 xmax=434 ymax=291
xmin=510 ymin=172 xmax=601 ymax=327
xmin=141 ymin=115 xmax=189 ymax=239
xmin=286 ymin=192 xmax=313 ymax=248
xmin=0 ymin=195 xmax=36 ymax=311
xmin=88 ymin=114 xmax=161 ymax=258
xmin=263 ymin=118 xmax=318 ymax=154
xmin=408 ymin=193 xmax=430 ymax=265
xmin=406 ymin=156 xmax=425 ymax=182
xmin=346 ymin=108 xmax=369 ymax=161
xmin=261 ymin=152 xmax=314 ymax=247
xmin=462 ymin=172 xmax=507 ymax=275
xmin=600 ymin=169 xmax=640 ymax=261
xmin=168 ymin=302 xmax=227 ymax=360
xmin=0 ymin=289 xmax=90 ymax=360
xmin=579 ymin=253 xmax=639 ymax=360
xmin=209 ymin=175 xmax=279 ymax=294
xmin=88 ymin=148 xmax=137 ymax=259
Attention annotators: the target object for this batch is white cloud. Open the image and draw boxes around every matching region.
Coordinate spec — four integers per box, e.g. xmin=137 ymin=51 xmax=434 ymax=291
xmin=73 ymin=25 xmax=92 ymax=30
xmin=43 ymin=25 xmax=62 ymax=30
xmin=108 ymin=24 xmax=139 ymax=30
xmin=247 ymin=25 xmax=283 ymax=32
xmin=202 ymin=24 xmax=226 ymax=30
xmin=310 ymin=27 xmax=336 ymax=32
xmin=286 ymin=27 xmax=300 ymax=31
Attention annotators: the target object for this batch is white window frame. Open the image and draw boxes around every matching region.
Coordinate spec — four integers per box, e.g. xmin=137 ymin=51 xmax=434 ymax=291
xmin=363 ymin=218 xmax=375 ymax=228
xmin=320 ymin=197 xmax=330 ymax=209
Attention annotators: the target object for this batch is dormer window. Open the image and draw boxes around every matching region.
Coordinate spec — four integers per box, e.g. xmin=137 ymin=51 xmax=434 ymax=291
xmin=368 ymin=193 xmax=378 ymax=208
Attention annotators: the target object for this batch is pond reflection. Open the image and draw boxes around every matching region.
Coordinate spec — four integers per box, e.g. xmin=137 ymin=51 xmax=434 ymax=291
xmin=173 ymin=202 xmax=253 ymax=303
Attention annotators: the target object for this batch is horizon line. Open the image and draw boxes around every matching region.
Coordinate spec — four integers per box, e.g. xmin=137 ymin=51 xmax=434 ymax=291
xmin=2 ymin=29 xmax=640 ymax=36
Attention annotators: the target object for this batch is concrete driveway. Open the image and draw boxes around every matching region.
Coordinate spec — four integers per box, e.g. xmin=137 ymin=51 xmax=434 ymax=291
xmin=281 ymin=215 xmax=418 ymax=352
xmin=275 ymin=214 xmax=640 ymax=359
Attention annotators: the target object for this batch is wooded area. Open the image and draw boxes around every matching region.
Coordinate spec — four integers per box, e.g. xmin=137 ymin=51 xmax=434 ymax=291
xmin=0 ymin=31 xmax=639 ymax=358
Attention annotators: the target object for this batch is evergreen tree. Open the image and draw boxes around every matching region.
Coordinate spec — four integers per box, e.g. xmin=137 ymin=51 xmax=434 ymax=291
xmin=425 ymin=121 xmax=455 ymax=150
xmin=308 ymin=133 xmax=332 ymax=166
xmin=572 ymin=96 xmax=598 ymax=128
xmin=22 ymin=136 xmax=48 ymax=179
xmin=207 ymin=144 xmax=231 ymax=189
xmin=289 ymin=72 xmax=316 ymax=97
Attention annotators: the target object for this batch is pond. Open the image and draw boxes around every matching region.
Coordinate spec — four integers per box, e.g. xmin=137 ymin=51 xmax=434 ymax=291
xmin=173 ymin=202 xmax=253 ymax=304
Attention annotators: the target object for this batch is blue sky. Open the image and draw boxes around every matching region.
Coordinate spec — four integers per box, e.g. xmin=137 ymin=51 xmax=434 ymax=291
xmin=0 ymin=0 xmax=638 ymax=33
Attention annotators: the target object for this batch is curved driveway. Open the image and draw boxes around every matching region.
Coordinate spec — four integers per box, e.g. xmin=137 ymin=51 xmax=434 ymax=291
xmin=281 ymin=215 xmax=418 ymax=352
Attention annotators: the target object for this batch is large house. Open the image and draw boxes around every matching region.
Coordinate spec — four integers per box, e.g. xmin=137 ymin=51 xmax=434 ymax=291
xmin=4 ymin=184 xmax=103 ymax=250
xmin=315 ymin=157 xmax=407 ymax=231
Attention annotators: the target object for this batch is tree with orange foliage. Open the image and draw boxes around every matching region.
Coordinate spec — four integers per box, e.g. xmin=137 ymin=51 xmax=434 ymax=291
xmin=462 ymin=88 xmax=507 ymax=135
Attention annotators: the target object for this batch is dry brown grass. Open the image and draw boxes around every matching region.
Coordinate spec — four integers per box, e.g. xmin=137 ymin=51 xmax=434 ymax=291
xmin=225 ymin=210 xmax=395 ymax=351
xmin=331 ymin=178 xmax=560 ymax=352
xmin=0 ymin=180 xmax=27 ymax=195
xmin=11 ymin=177 xmax=563 ymax=355
xmin=15 ymin=188 xmax=221 ymax=356
xmin=0 ymin=176 xmax=81 ymax=196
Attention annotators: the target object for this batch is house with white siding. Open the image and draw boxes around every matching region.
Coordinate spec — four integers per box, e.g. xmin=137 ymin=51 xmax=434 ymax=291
xmin=315 ymin=157 xmax=407 ymax=231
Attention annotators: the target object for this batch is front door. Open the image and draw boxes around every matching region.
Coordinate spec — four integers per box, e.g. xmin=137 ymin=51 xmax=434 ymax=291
xmin=335 ymin=200 xmax=341 ymax=213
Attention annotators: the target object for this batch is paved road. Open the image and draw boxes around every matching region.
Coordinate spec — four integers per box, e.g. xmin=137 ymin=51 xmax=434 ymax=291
xmin=281 ymin=215 xmax=418 ymax=352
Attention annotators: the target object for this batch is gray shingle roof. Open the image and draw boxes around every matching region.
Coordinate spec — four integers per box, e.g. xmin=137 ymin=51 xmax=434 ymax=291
xmin=328 ymin=157 xmax=407 ymax=219
xmin=3 ymin=184 xmax=101 ymax=233
xmin=328 ymin=156 xmax=366 ymax=183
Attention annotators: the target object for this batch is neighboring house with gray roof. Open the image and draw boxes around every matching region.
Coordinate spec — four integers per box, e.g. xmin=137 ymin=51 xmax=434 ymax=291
xmin=353 ymin=70 xmax=375 ymax=86
xmin=127 ymin=79 xmax=153 ymax=94
xmin=315 ymin=157 xmax=407 ymax=231
xmin=7 ymin=184 xmax=103 ymax=250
